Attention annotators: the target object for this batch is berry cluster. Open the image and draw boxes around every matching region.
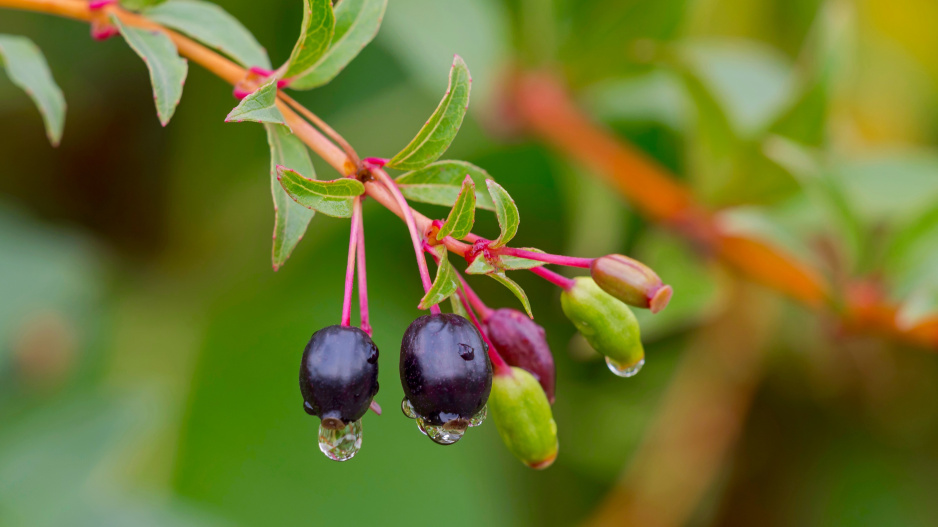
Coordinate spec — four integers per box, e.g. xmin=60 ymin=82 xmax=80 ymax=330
xmin=298 ymin=172 xmax=672 ymax=468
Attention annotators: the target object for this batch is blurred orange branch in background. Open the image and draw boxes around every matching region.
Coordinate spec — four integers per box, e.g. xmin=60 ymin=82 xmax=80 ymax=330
xmin=512 ymin=71 xmax=938 ymax=350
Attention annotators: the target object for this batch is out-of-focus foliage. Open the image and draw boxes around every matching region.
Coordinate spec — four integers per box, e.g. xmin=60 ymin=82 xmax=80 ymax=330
xmin=2 ymin=0 xmax=938 ymax=526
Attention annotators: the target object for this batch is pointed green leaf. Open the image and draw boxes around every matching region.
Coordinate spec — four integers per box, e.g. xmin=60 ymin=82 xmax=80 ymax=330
xmin=288 ymin=0 xmax=387 ymax=89
xmin=489 ymin=272 xmax=532 ymax=318
xmin=266 ymin=124 xmax=315 ymax=270
xmin=487 ymin=180 xmax=519 ymax=248
xmin=282 ymin=0 xmax=335 ymax=80
xmin=0 ymin=35 xmax=66 ymax=146
xmin=437 ymin=175 xmax=476 ymax=239
xmin=450 ymin=291 xmax=470 ymax=318
xmin=465 ymin=254 xmax=496 ymax=275
xmin=499 ymin=249 xmax=547 ymax=271
xmin=145 ymin=0 xmax=271 ymax=69
xmin=418 ymin=247 xmax=459 ymax=310
xmin=225 ymin=79 xmax=285 ymax=125
xmin=277 ymin=166 xmax=364 ymax=218
xmin=465 ymin=249 xmax=546 ymax=275
xmin=387 ymin=55 xmax=471 ymax=170
xmin=111 ymin=15 xmax=188 ymax=126
xmin=395 ymin=160 xmax=495 ymax=210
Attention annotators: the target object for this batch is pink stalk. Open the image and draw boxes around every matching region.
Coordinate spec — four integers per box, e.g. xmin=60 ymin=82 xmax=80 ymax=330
xmin=456 ymin=285 xmax=510 ymax=374
xmin=530 ymin=266 xmax=576 ymax=290
xmin=371 ymin=167 xmax=439 ymax=315
xmin=355 ymin=198 xmax=372 ymax=336
xmin=340 ymin=197 xmax=363 ymax=327
xmin=496 ymin=247 xmax=593 ymax=268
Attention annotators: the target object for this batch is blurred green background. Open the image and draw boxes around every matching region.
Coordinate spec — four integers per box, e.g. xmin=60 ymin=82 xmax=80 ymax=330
xmin=3 ymin=0 xmax=938 ymax=525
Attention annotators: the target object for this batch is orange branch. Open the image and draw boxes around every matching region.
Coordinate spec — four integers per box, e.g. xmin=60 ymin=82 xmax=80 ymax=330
xmin=513 ymin=71 xmax=938 ymax=350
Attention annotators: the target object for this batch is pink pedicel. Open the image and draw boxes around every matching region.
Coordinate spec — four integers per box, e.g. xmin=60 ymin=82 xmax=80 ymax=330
xmin=89 ymin=0 xmax=116 ymax=9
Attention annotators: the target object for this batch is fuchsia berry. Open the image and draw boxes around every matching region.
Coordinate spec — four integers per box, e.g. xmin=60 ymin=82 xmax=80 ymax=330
xmin=399 ymin=314 xmax=492 ymax=445
xmin=484 ymin=308 xmax=556 ymax=403
xmin=300 ymin=325 xmax=379 ymax=461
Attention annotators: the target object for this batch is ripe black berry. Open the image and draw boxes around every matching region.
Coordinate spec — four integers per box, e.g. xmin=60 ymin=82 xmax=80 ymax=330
xmin=400 ymin=314 xmax=492 ymax=429
xmin=300 ymin=325 xmax=379 ymax=429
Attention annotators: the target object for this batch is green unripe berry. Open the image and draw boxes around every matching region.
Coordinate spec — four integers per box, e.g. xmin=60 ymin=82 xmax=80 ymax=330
xmin=489 ymin=367 xmax=558 ymax=469
xmin=561 ymin=277 xmax=644 ymax=372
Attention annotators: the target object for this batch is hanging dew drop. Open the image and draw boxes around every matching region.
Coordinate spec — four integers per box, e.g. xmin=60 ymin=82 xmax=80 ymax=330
xmin=469 ymin=405 xmax=487 ymax=427
xmin=318 ymin=419 xmax=363 ymax=461
xmin=424 ymin=419 xmax=468 ymax=445
xmin=401 ymin=397 xmax=417 ymax=419
xmin=605 ymin=357 xmax=644 ymax=378
xmin=416 ymin=417 xmax=429 ymax=436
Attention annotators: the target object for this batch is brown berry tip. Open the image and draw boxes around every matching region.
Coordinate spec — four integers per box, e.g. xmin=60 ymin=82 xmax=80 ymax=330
xmin=649 ymin=284 xmax=673 ymax=314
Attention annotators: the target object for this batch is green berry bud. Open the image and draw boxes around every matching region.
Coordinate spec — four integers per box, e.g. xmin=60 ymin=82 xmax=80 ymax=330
xmin=490 ymin=367 xmax=558 ymax=469
xmin=590 ymin=254 xmax=672 ymax=314
xmin=561 ymin=277 xmax=645 ymax=376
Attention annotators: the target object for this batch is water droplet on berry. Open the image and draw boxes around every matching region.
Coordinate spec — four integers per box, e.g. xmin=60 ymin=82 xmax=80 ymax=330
xmin=416 ymin=417 xmax=428 ymax=436
xmin=469 ymin=405 xmax=487 ymax=427
xmin=605 ymin=357 xmax=644 ymax=378
xmin=401 ymin=397 xmax=417 ymax=419
xmin=458 ymin=343 xmax=475 ymax=360
xmin=422 ymin=419 xmax=467 ymax=445
xmin=318 ymin=419 xmax=363 ymax=461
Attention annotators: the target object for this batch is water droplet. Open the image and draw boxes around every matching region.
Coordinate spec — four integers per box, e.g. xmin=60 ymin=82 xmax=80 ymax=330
xmin=458 ymin=343 xmax=474 ymax=360
xmin=318 ymin=419 xmax=363 ymax=461
xmin=401 ymin=398 xmax=417 ymax=419
xmin=469 ymin=406 xmax=487 ymax=427
xmin=606 ymin=357 xmax=644 ymax=378
xmin=423 ymin=419 xmax=467 ymax=445
xmin=416 ymin=417 xmax=428 ymax=436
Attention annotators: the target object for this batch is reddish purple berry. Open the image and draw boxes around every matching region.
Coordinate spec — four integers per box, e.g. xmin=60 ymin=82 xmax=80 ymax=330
xmin=485 ymin=308 xmax=556 ymax=403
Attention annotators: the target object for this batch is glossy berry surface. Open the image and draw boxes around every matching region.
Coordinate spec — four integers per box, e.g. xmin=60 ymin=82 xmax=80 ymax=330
xmin=484 ymin=308 xmax=556 ymax=403
xmin=400 ymin=314 xmax=492 ymax=426
xmin=300 ymin=325 xmax=379 ymax=428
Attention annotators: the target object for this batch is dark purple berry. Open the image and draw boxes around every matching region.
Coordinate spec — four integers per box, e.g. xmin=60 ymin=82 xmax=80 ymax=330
xmin=300 ymin=325 xmax=379 ymax=429
xmin=400 ymin=314 xmax=492 ymax=427
xmin=484 ymin=308 xmax=556 ymax=404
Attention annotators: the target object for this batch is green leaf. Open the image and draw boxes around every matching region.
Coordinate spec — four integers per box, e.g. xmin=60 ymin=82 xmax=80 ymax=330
xmin=0 ymin=35 xmax=66 ymax=146
xmin=676 ymin=39 xmax=796 ymax=137
xmin=450 ymin=291 xmax=469 ymax=318
xmin=465 ymin=249 xmax=546 ymax=275
xmin=395 ymin=160 xmax=494 ymax=210
xmin=437 ymin=175 xmax=476 ymax=239
xmin=110 ymin=15 xmax=188 ymax=126
xmin=225 ymin=79 xmax=285 ymax=125
xmin=288 ymin=0 xmax=387 ymax=89
xmin=487 ymin=180 xmax=519 ymax=248
xmin=265 ymin=124 xmax=315 ymax=270
xmin=277 ymin=166 xmax=365 ymax=218
xmin=120 ymin=0 xmax=167 ymax=10
xmin=387 ymin=55 xmax=471 ymax=170
xmin=144 ymin=0 xmax=271 ymax=69
xmin=282 ymin=0 xmax=335 ymax=80
xmin=465 ymin=254 xmax=495 ymax=275
xmin=489 ymin=272 xmax=532 ymax=318
xmin=418 ymin=247 xmax=459 ymax=310
xmin=499 ymin=249 xmax=547 ymax=271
